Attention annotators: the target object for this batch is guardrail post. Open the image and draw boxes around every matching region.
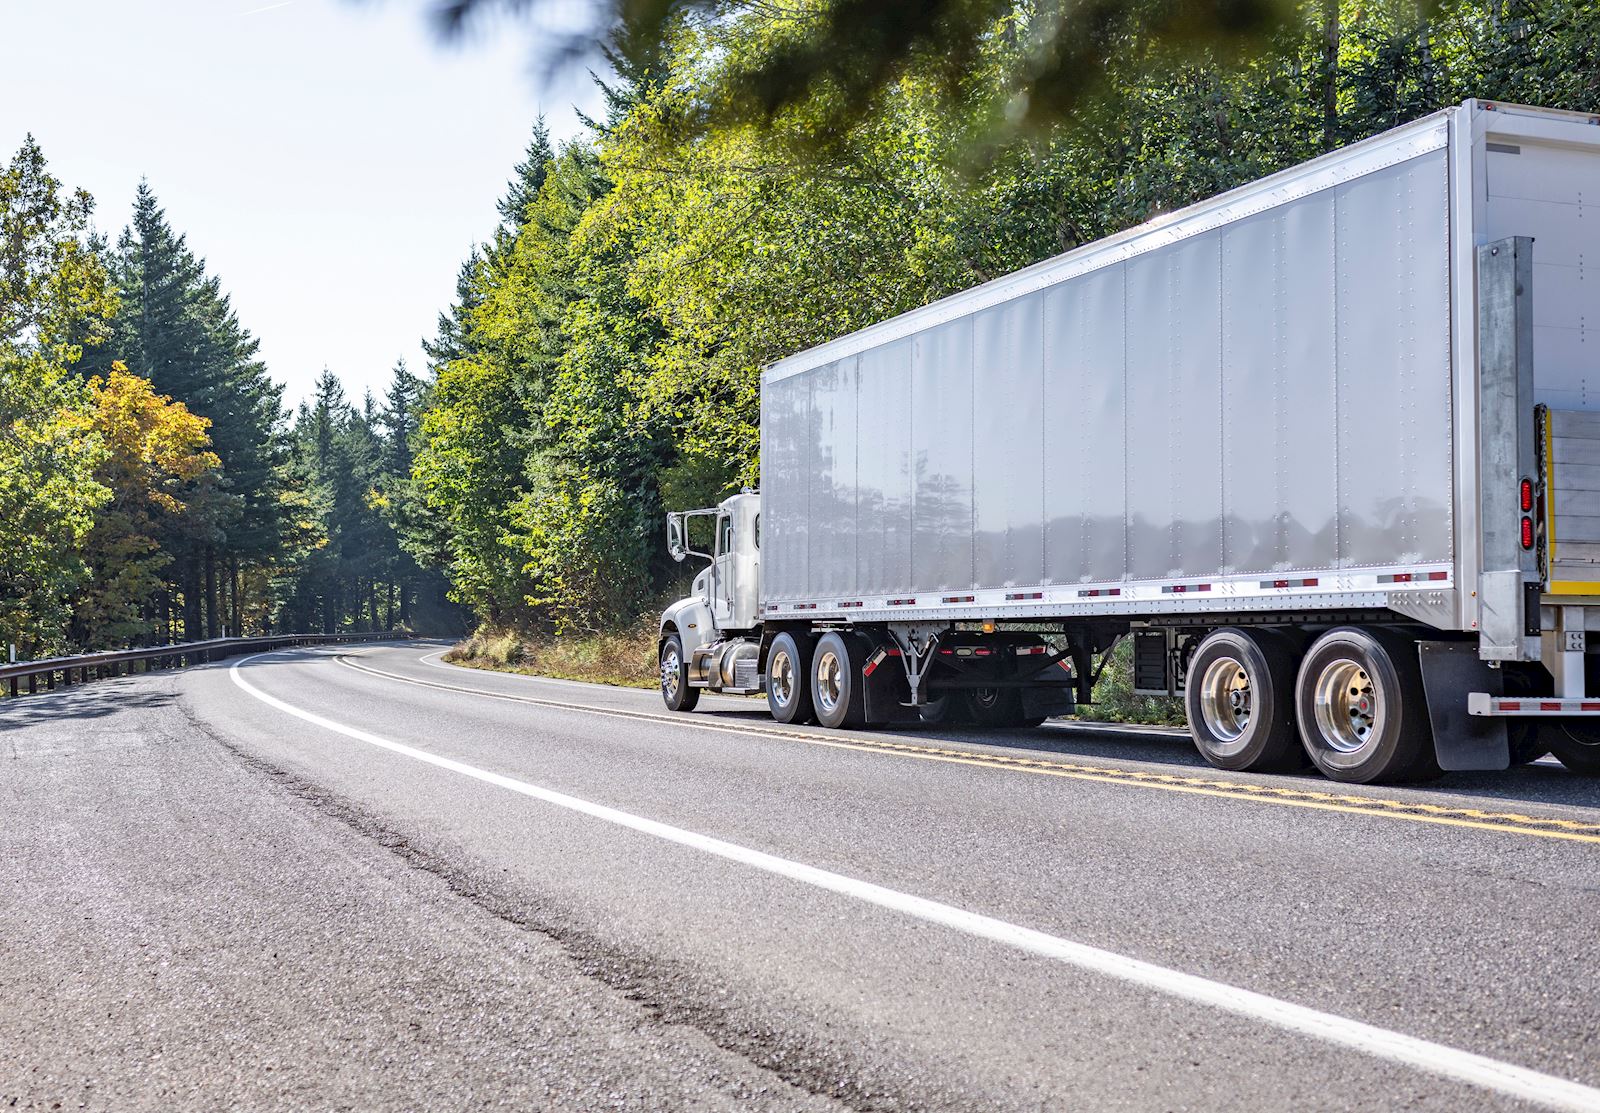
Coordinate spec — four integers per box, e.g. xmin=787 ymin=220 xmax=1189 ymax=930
xmin=7 ymin=678 xmax=15 ymax=698
xmin=46 ymin=671 xmax=55 ymax=690
xmin=27 ymin=675 xmax=36 ymax=694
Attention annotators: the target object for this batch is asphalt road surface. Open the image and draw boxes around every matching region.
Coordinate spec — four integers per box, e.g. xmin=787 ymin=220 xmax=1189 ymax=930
xmin=4 ymin=640 xmax=1600 ymax=1112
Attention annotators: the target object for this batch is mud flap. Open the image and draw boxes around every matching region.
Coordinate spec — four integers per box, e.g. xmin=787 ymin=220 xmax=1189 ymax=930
xmin=1020 ymin=661 xmax=1076 ymax=721
xmin=861 ymin=643 xmax=919 ymax=725
xmin=1417 ymin=640 xmax=1510 ymax=771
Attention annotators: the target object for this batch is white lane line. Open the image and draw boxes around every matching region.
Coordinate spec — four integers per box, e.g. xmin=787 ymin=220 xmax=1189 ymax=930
xmin=228 ymin=650 xmax=1600 ymax=1113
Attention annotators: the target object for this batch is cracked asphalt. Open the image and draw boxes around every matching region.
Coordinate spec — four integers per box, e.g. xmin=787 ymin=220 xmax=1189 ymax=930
xmin=3 ymin=641 xmax=1598 ymax=1112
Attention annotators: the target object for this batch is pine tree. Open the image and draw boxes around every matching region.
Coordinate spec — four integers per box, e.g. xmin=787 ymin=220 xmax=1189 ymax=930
xmin=110 ymin=184 xmax=287 ymax=637
xmin=422 ymin=249 xmax=484 ymax=371
xmin=497 ymin=117 xmax=554 ymax=233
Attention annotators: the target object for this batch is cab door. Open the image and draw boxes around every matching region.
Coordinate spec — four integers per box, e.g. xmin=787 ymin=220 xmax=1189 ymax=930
xmin=708 ymin=510 xmax=737 ymax=627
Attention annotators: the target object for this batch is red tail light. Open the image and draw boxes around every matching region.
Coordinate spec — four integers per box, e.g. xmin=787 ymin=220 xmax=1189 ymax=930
xmin=1520 ymin=478 xmax=1534 ymax=512
xmin=1521 ymin=516 xmax=1534 ymax=550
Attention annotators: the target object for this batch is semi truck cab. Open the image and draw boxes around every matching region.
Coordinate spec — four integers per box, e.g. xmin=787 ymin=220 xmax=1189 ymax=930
xmin=660 ymin=492 xmax=763 ymax=708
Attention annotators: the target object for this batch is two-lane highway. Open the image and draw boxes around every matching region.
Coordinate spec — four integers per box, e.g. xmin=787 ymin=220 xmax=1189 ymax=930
xmin=4 ymin=641 xmax=1599 ymax=1111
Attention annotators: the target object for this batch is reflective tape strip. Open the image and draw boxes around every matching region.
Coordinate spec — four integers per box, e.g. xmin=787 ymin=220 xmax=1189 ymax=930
xmin=1469 ymin=693 xmax=1600 ymax=716
xmin=1378 ymin=571 xmax=1450 ymax=585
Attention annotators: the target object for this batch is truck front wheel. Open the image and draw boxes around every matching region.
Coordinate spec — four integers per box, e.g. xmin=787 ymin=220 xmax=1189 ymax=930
xmin=659 ymin=633 xmax=699 ymax=712
xmin=1185 ymin=628 xmax=1302 ymax=773
xmin=766 ymin=632 xmax=816 ymax=724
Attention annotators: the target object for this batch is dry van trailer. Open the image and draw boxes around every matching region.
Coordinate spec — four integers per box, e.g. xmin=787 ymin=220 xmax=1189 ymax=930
xmin=660 ymin=99 xmax=1600 ymax=784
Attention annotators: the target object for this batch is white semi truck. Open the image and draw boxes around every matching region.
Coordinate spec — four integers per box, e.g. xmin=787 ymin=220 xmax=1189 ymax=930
xmin=657 ymin=99 xmax=1600 ymax=785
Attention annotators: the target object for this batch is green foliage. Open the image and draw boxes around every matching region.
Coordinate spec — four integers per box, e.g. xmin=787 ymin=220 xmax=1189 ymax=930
xmin=0 ymin=139 xmax=443 ymax=653
xmin=1076 ymin=638 xmax=1187 ymax=726
xmin=274 ymin=370 xmax=433 ymax=634
xmin=0 ymin=138 xmax=113 ymax=656
xmin=72 ymin=368 xmax=221 ymax=648
xmin=431 ymin=0 xmax=1300 ymax=142
xmin=0 ymin=354 xmax=107 ymax=656
xmin=105 ymin=183 xmax=291 ymax=637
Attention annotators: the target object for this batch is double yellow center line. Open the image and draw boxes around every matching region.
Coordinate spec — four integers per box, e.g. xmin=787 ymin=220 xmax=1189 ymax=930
xmin=333 ymin=653 xmax=1600 ymax=846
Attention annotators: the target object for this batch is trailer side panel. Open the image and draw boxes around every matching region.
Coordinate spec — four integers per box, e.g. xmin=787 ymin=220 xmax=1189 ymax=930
xmin=762 ymin=122 xmax=1455 ymax=617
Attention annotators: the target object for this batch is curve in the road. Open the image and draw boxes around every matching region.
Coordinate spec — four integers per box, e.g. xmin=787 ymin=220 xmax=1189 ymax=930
xmin=339 ymin=650 xmax=1600 ymax=846
xmin=231 ymin=647 xmax=1600 ymax=1113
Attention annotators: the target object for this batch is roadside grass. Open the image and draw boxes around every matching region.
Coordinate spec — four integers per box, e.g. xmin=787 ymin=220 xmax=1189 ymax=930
xmin=444 ymin=619 xmax=1187 ymax=727
xmin=444 ymin=621 xmax=659 ymax=689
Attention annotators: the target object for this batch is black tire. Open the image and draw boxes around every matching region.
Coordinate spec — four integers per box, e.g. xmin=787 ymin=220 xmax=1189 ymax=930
xmin=765 ymin=631 xmax=815 ymax=724
xmin=919 ymin=694 xmax=958 ymax=725
xmin=1505 ymin=669 xmax=1547 ymax=765
xmin=1294 ymin=627 xmax=1433 ymax=784
xmin=1184 ymin=628 xmax=1302 ymax=773
xmin=811 ymin=631 xmax=868 ymax=729
xmin=1547 ymin=720 xmax=1600 ymax=774
xmin=1509 ymin=731 xmax=1550 ymax=766
xmin=659 ymin=633 xmax=699 ymax=712
xmin=965 ymin=685 xmax=1023 ymax=727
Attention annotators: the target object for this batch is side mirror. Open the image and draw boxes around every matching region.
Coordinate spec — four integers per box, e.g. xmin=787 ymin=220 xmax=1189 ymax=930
xmin=666 ymin=513 xmax=687 ymax=563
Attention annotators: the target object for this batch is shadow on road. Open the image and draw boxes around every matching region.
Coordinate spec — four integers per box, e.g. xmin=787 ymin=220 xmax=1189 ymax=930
xmin=692 ymin=706 xmax=1600 ymax=810
xmin=0 ymin=680 xmax=179 ymax=730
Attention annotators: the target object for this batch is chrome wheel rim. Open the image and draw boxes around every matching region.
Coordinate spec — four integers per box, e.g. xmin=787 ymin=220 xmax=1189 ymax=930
xmin=1313 ymin=657 xmax=1381 ymax=754
xmin=816 ymin=649 xmax=842 ymax=715
xmin=660 ymin=645 xmax=681 ymax=699
xmin=1198 ymin=655 xmax=1252 ymax=747
xmin=771 ymin=649 xmax=795 ymax=706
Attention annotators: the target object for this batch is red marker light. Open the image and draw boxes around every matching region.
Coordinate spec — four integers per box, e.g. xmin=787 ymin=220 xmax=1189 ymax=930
xmin=1521 ymin=516 xmax=1534 ymax=550
xmin=1520 ymin=478 xmax=1534 ymax=512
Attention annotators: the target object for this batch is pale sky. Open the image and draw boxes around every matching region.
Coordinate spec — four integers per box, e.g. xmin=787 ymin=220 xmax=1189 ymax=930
xmin=3 ymin=0 xmax=608 ymax=407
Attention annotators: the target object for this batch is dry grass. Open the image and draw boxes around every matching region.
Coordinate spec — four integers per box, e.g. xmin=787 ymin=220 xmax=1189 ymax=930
xmin=444 ymin=621 xmax=659 ymax=689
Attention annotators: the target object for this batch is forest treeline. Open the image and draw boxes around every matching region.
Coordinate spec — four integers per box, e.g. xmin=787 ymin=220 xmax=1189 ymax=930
xmin=0 ymin=160 xmax=443 ymax=655
xmin=4 ymin=0 xmax=1597 ymax=656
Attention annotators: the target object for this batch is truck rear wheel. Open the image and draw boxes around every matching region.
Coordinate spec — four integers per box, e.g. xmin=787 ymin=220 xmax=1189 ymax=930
xmin=811 ymin=632 xmax=867 ymax=729
xmin=659 ymin=633 xmax=699 ymax=712
xmin=1185 ymin=628 xmax=1302 ymax=773
xmin=965 ymin=686 xmax=1023 ymax=727
xmin=919 ymin=694 xmax=958 ymax=725
xmin=766 ymin=632 xmax=815 ymax=724
xmin=1547 ymin=720 xmax=1600 ymax=774
xmin=1294 ymin=627 xmax=1431 ymax=784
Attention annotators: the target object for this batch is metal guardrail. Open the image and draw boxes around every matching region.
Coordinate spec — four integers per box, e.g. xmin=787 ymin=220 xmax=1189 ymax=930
xmin=0 ymin=632 xmax=407 ymax=698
